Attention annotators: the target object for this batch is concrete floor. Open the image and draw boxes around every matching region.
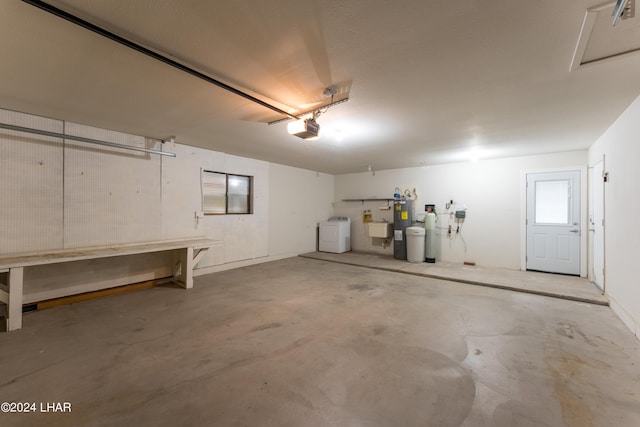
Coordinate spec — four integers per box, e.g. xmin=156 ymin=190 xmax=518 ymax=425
xmin=301 ymin=251 xmax=608 ymax=305
xmin=1 ymin=257 xmax=639 ymax=426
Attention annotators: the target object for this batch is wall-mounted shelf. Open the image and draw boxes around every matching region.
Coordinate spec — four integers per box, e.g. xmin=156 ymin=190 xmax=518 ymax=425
xmin=341 ymin=198 xmax=395 ymax=205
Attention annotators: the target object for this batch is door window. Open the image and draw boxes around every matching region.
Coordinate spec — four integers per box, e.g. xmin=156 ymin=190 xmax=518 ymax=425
xmin=535 ymin=180 xmax=570 ymax=225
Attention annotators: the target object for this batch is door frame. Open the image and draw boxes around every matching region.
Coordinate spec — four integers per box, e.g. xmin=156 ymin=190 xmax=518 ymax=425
xmin=588 ymin=156 xmax=605 ymax=292
xmin=520 ymin=165 xmax=588 ymax=277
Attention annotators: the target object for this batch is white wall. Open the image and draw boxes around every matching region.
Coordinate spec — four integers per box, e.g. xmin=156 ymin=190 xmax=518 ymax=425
xmin=0 ymin=108 xmax=334 ymax=300
xmin=268 ymin=164 xmax=334 ymax=257
xmin=334 ymin=150 xmax=587 ymax=270
xmin=0 ymin=109 xmax=64 ymax=254
xmin=588 ymin=95 xmax=640 ymax=338
xmin=160 ymin=143 xmax=272 ymax=269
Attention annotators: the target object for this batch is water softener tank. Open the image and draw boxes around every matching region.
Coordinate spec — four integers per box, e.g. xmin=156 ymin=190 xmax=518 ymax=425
xmin=393 ymin=199 xmax=413 ymax=260
xmin=424 ymin=212 xmax=436 ymax=263
xmin=406 ymin=227 xmax=426 ymax=263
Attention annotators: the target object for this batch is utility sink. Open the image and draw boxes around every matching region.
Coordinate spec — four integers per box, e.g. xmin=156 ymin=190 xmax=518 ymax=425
xmin=368 ymin=222 xmax=393 ymax=238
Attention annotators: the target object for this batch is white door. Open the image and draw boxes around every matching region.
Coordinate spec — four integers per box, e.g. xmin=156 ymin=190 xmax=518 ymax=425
xmin=589 ymin=161 xmax=605 ymax=290
xmin=526 ymin=170 xmax=581 ymax=275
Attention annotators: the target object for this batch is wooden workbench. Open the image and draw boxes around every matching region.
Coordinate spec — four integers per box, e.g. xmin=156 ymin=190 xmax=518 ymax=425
xmin=0 ymin=238 xmax=221 ymax=332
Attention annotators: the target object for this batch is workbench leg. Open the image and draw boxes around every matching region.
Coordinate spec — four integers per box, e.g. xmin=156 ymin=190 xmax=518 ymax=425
xmin=7 ymin=267 xmax=24 ymax=332
xmin=173 ymin=247 xmax=194 ymax=289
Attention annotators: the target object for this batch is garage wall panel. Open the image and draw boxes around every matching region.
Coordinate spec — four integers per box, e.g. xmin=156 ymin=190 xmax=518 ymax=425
xmin=222 ymin=154 xmax=269 ymax=263
xmin=0 ymin=109 xmax=63 ymax=255
xmin=63 ymin=122 xmax=162 ymax=248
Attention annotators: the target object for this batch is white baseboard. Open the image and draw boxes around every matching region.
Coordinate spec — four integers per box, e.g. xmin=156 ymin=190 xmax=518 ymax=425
xmin=194 ymin=253 xmax=298 ymax=276
xmin=609 ymin=295 xmax=639 ymax=339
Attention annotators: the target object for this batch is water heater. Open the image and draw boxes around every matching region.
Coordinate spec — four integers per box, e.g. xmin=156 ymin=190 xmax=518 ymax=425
xmin=393 ymin=200 xmax=413 ymax=260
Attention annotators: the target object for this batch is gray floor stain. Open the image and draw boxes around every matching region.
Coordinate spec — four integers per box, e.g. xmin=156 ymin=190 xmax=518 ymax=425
xmin=251 ymin=322 xmax=282 ymax=333
xmin=347 ymin=283 xmax=375 ymax=292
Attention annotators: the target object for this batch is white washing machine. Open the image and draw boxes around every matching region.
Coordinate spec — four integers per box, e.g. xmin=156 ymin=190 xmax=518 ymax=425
xmin=319 ymin=217 xmax=351 ymax=253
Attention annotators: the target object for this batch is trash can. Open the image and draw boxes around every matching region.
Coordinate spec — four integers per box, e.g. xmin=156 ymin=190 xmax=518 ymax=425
xmin=406 ymin=226 xmax=426 ymax=263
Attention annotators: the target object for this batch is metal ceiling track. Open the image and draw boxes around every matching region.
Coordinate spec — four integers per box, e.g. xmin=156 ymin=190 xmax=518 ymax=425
xmin=22 ymin=0 xmax=301 ymax=121
xmin=0 ymin=123 xmax=176 ymax=157
xmin=267 ymin=97 xmax=350 ymax=126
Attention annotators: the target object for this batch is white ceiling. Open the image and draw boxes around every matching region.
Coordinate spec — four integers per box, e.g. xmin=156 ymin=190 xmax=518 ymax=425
xmin=1 ymin=0 xmax=639 ymax=174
